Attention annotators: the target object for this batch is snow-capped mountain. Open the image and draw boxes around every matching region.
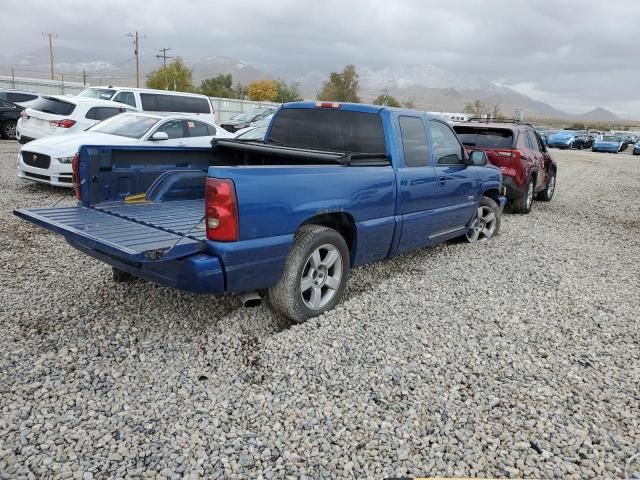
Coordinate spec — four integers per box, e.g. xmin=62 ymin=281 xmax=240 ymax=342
xmin=357 ymin=64 xmax=497 ymax=92
xmin=0 ymin=47 xmax=620 ymax=120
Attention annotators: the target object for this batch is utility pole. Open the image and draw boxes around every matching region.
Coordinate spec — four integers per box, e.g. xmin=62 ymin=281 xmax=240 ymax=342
xmin=42 ymin=32 xmax=57 ymax=80
xmin=381 ymin=88 xmax=389 ymax=106
xmin=155 ymin=47 xmax=173 ymax=90
xmin=82 ymin=69 xmax=87 ymax=86
xmin=11 ymin=68 xmax=15 ymax=88
xmin=127 ymin=31 xmax=144 ymax=87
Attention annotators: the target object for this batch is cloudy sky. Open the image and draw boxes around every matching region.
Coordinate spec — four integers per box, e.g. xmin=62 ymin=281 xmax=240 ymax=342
xmin=2 ymin=0 xmax=639 ymax=117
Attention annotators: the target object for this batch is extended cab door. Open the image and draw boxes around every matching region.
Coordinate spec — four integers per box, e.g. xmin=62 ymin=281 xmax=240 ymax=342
xmin=430 ymin=120 xmax=477 ymax=234
xmin=394 ymin=115 xmax=439 ymax=254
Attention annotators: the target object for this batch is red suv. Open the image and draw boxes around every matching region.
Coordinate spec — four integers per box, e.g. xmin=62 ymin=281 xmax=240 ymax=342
xmin=453 ymin=119 xmax=557 ymax=213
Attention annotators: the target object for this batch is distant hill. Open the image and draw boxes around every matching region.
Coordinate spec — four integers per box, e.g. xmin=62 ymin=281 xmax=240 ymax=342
xmin=574 ymin=107 xmax=619 ymax=122
xmin=0 ymin=47 xmax=622 ymax=121
xmin=295 ymin=64 xmax=621 ymax=121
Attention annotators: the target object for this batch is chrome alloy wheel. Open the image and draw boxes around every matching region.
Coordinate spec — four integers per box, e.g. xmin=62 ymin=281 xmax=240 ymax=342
xmin=466 ymin=205 xmax=498 ymax=242
xmin=546 ymin=175 xmax=556 ymax=198
xmin=526 ymin=181 xmax=534 ymax=210
xmin=300 ymin=244 xmax=343 ymax=310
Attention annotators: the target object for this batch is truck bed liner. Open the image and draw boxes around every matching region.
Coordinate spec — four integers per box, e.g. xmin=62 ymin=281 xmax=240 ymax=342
xmin=14 ymin=200 xmax=206 ymax=262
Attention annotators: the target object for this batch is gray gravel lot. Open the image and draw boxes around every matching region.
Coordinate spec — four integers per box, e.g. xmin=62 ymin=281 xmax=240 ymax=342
xmin=1 ymin=140 xmax=639 ymax=479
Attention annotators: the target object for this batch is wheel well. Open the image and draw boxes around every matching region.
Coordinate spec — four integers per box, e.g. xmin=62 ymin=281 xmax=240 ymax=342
xmin=300 ymin=213 xmax=356 ymax=260
xmin=482 ymin=188 xmax=500 ymax=204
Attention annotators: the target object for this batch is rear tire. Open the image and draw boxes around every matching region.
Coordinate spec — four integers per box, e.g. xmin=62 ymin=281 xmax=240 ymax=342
xmin=511 ymin=177 xmax=534 ymax=214
xmin=269 ymin=225 xmax=350 ymax=323
xmin=1 ymin=120 xmax=17 ymax=140
xmin=537 ymin=170 xmax=556 ymax=202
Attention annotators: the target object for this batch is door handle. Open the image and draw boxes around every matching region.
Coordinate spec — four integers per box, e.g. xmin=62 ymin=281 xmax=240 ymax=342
xmin=437 ymin=177 xmax=446 ymax=186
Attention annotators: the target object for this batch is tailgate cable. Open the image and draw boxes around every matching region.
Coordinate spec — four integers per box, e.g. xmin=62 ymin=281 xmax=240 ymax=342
xmin=49 ymin=178 xmax=86 ymax=208
xmin=49 ymin=187 xmax=77 ymax=207
xmin=143 ymin=215 xmax=206 ymax=260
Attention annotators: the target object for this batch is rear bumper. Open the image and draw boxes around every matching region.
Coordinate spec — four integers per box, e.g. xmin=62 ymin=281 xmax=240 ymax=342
xmin=72 ymin=241 xmax=226 ymax=294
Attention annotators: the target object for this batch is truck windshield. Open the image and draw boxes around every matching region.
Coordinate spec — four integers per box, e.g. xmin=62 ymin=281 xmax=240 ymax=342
xmin=77 ymin=88 xmax=116 ymax=100
xmin=267 ymin=108 xmax=386 ymax=153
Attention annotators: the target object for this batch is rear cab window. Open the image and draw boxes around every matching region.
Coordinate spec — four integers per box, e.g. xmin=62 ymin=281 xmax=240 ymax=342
xmin=453 ymin=126 xmax=515 ymax=149
xmin=30 ymin=97 xmax=76 ymax=116
xmin=267 ymin=108 xmax=386 ymax=154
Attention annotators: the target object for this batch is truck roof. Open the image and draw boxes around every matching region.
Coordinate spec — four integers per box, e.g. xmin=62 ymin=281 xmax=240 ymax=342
xmin=280 ymin=101 xmax=441 ymax=119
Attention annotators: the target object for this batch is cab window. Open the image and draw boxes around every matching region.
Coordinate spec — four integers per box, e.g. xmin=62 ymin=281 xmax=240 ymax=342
xmin=156 ymin=120 xmax=186 ymax=139
xmin=430 ymin=121 xmax=464 ymax=165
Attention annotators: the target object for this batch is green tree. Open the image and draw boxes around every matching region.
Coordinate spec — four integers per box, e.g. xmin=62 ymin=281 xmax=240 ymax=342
xmin=276 ymin=80 xmax=302 ymax=102
xmin=373 ymin=93 xmax=401 ymax=107
xmin=317 ymin=64 xmax=361 ymax=103
xmin=247 ymin=79 xmax=279 ymax=101
xmin=146 ymin=58 xmax=193 ymax=92
xmin=199 ymin=73 xmax=234 ymax=98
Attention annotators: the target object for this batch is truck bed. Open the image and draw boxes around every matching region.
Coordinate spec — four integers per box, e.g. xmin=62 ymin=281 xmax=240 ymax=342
xmin=95 ymin=199 xmax=206 ymax=240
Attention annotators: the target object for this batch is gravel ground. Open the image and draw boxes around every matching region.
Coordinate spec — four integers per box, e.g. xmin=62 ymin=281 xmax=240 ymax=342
xmin=0 ymin=140 xmax=639 ymax=480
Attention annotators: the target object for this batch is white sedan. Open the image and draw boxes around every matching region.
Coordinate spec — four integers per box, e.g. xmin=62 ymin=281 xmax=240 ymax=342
xmin=17 ymin=112 xmax=233 ymax=187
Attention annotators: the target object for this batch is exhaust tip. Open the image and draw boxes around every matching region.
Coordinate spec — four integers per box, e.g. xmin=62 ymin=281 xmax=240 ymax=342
xmin=239 ymin=291 xmax=262 ymax=308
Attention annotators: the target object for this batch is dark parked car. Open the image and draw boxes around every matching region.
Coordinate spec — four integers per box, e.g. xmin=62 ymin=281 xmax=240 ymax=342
xmin=633 ymin=141 xmax=640 ymax=155
xmin=454 ymin=119 xmax=557 ymax=214
xmin=0 ymin=99 xmax=23 ymax=140
xmin=0 ymin=89 xmax=40 ymax=108
xmin=572 ymin=133 xmax=595 ymax=149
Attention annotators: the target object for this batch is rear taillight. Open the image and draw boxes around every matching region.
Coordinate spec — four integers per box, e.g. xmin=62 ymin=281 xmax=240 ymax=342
xmin=71 ymin=153 xmax=81 ymax=200
xmin=49 ymin=119 xmax=76 ymax=128
xmin=205 ymin=178 xmax=238 ymax=242
xmin=495 ymin=149 xmax=523 ymax=158
xmin=20 ymin=110 xmax=28 ymax=119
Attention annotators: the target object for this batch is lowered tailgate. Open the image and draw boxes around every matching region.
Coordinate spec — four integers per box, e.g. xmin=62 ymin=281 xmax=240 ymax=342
xmin=14 ymin=202 xmax=206 ymax=262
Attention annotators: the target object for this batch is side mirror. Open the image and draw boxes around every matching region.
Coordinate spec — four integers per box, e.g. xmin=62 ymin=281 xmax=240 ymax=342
xmin=469 ymin=150 xmax=488 ymax=166
xmin=151 ymin=131 xmax=169 ymax=141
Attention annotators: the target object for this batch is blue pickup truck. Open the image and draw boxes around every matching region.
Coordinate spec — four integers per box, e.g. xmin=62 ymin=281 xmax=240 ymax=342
xmin=15 ymin=102 xmax=506 ymax=322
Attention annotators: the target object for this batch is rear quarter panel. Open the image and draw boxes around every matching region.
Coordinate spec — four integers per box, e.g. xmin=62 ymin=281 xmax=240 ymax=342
xmin=206 ymin=164 xmax=397 ymax=291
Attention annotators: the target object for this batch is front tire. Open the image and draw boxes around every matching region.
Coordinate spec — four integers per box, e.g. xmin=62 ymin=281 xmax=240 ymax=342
xmin=466 ymin=196 xmax=501 ymax=242
xmin=537 ymin=170 xmax=556 ymax=202
xmin=269 ymin=225 xmax=350 ymax=323
xmin=1 ymin=120 xmax=17 ymax=140
xmin=511 ymin=177 xmax=534 ymax=214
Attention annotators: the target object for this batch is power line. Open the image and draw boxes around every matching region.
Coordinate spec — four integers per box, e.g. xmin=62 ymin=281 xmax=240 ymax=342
xmin=155 ymin=47 xmax=173 ymax=90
